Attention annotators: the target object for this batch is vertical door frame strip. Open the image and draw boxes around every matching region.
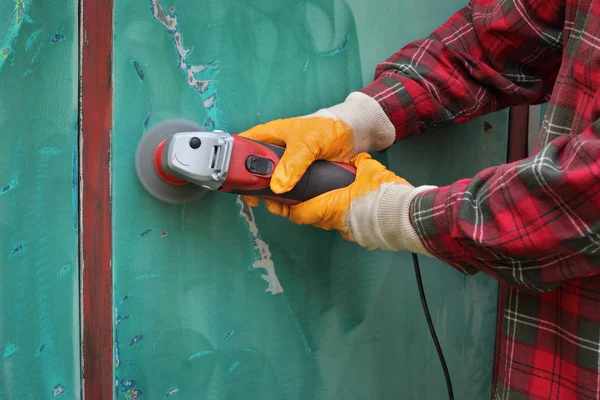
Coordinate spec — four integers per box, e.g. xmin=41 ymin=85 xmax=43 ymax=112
xmin=80 ymin=0 xmax=114 ymax=397
xmin=491 ymin=104 xmax=530 ymax=397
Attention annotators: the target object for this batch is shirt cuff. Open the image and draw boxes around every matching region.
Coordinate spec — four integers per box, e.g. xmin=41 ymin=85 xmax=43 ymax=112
xmin=377 ymin=184 xmax=438 ymax=255
xmin=359 ymin=71 xmax=425 ymax=141
xmin=349 ymin=182 xmax=437 ymax=254
xmin=410 ymin=187 xmax=478 ymax=275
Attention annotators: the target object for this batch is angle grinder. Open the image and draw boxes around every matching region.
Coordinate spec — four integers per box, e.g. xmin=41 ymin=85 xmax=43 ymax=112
xmin=135 ymin=120 xmax=455 ymax=400
xmin=135 ymin=119 xmax=357 ymax=204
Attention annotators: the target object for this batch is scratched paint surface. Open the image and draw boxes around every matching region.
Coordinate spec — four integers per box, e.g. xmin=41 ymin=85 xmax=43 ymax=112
xmin=0 ymin=0 xmax=80 ymax=399
xmin=112 ymin=1 xmax=504 ymax=399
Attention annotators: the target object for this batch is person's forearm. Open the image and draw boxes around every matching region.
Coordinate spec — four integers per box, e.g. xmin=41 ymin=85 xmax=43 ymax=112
xmin=360 ymin=0 xmax=563 ymax=142
xmin=401 ymin=130 xmax=600 ymax=292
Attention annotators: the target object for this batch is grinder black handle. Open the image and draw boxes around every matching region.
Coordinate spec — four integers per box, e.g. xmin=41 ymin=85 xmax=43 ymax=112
xmin=227 ymin=138 xmax=356 ymax=204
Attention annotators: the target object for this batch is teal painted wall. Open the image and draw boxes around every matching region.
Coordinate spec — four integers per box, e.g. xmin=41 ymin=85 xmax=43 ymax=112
xmin=0 ymin=0 xmax=80 ymax=399
xmin=112 ymin=1 xmax=504 ymax=399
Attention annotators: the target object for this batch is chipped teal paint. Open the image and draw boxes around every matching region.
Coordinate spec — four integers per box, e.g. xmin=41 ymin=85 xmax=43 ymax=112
xmin=150 ymin=0 xmax=222 ymax=130
xmin=0 ymin=0 xmax=80 ymax=399
xmin=0 ymin=175 xmax=18 ymax=196
xmin=3 ymin=343 xmax=18 ymax=360
xmin=0 ymin=0 xmax=30 ymax=72
xmin=113 ymin=0 xmax=502 ymax=399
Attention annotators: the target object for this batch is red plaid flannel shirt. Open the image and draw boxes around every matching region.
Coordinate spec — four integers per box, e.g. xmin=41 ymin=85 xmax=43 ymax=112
xmin=361 ymin=0 xmax=600 ymax=398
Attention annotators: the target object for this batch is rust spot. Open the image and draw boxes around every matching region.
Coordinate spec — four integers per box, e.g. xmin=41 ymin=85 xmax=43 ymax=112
xmin=169 ymin=6 xmax=175 ymax=12
xmin=484 ymin=121 xmax=493 ymax=135
xmin=126 ymin=388 xmax=141 ymax=400
xmin=161 ymin=230 xmax=168 ymax=237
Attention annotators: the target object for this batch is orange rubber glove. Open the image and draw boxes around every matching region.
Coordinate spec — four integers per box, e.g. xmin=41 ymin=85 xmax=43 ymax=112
xmin=249 ymin=152 xmax=436 ymax=253
xmin=239 ymin=92 xmax=396 ymax=197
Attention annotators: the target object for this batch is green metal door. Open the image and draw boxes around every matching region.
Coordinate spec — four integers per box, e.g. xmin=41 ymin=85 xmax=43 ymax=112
xmin=1 ymin=1 xmax=509 ymax=398
xmin=111 ymin=1 xmax=504 ymax=399
xmin=0 ymin=0 xmax=80 ymax=398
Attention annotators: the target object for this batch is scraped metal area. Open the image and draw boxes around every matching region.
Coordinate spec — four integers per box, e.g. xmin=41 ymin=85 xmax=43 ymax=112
xmin=112 ymin=0 xmax=504 ymax=399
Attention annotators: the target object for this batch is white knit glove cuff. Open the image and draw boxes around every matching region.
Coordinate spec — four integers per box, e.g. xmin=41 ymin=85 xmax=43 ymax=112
xmin=309 ymin=92 xmax=396 ymax=153
xmin=349 ymin=183 xmax=437 ymax=255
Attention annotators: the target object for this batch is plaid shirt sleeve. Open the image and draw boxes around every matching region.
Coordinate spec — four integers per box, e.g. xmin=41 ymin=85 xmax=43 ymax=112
xmin=360 ymin=0 xmax=600 ymax=291
xmin=360 ymin=0 xmax=563 ymax=141
xmin=412 ymin=131 xmax=600 ymax=292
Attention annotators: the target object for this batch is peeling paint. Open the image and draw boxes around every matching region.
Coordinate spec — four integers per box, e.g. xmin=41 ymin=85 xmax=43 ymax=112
xmin=222 ymin=329 xmax=234 ymax=342
xmin=140 ymin=228 xmax=152 ymax=236
xmin=144 ymin=103 xmax=152 ymax=128
xmin=150 ymin=0 xmax=177 ymax=31
xmin=52 ymin=384 xmax=65 ymax=397
xmin=203 ymin=118 xmax=214 ymax=129
xmin=125 ymin=388 xmax=142 ymax=399
xmin=129 ymin=334 xmax=144 ymax=346
xmin=0 ymin=175 xmax=19 ymax=196
xmin=237 ymin=197 xmax=283 ymax=294
xmin=3 ymin=342 xmax=18 ymax=359
xmin=9 ymin=244 xmax=23 ymax=257
xmin=50 ymin=33 xmax=64 ymax=43
xmin=121 ymin=379 xmax=135 ymax=388
xmin=166 ymin=387 xmax=179 ymax=397
xmin=132 ymin=60 xmax=144 ymax=80
xmin=150 ymin=0 xmax=220 ymax=125
xmin=0 ymin=0 xmax=30 ymax=71
xmin=203 ymin=94 xmax=216 ymax=110
xmin=15 ymin=0 xmax=24 ymax=25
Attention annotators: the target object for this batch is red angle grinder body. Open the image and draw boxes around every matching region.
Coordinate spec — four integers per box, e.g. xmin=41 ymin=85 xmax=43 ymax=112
xmin=135 ymin=119 xmax=356 ymax=204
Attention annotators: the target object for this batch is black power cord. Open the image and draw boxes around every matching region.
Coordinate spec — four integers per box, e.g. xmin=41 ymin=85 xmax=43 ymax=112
xmin=412 ymin=252 xmax=454 ymax=400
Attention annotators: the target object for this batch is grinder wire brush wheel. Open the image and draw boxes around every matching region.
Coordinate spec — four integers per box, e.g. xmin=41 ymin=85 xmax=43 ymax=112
xmin=135 ymin=119 xmax=454 ymax=400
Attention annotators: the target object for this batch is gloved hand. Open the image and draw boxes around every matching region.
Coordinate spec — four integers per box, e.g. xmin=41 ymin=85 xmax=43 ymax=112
xmin=246 ymin=152 xmax=436 ymax=254
xmin=239 ymin=92 xmax=395 ymax=195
